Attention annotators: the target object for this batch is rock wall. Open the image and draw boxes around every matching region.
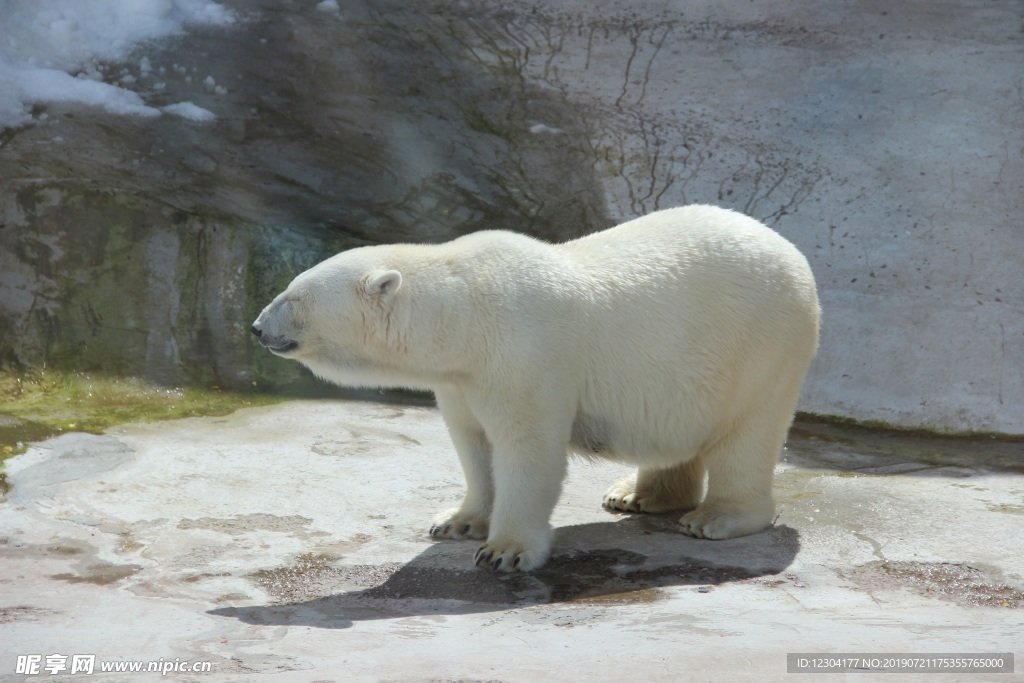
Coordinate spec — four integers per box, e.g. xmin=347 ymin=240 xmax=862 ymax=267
xmin=1 ymin=0 xmax=1021 ymax=432
xmin=0 ymin=0 xmax=612 ymax=389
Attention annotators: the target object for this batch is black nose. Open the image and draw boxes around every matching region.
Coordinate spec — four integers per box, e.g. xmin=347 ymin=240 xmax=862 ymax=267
xmin=251 ymin=324 xmax=262 ymax=339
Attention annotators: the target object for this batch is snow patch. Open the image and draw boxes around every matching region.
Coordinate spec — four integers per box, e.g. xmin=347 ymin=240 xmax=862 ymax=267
xmin=6 ymin=68 xmax=162 ymax=119
xmin=163 ymin=101 xmax=216 ymax=122
xmin=0 ymin=0 xmax=235 ymax=129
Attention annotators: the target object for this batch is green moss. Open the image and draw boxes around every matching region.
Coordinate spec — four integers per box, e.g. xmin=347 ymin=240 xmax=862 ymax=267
xmin=0 ymin=369 xmax=285 ymax=461
xmin=0 ymin=368 xmax=428 ymax=500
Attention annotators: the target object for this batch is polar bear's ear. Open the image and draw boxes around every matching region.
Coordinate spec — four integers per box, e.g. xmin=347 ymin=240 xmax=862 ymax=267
xmin=364 ymin=269 xmax=403 ymax=298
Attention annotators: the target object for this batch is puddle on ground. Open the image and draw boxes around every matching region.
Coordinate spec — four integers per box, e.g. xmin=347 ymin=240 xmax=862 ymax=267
xmin=1 ymin=537 xmax=142 ymax=586
xmin=0 ymin=537 xmax=92 ymax=559
xmin=114 ymin=535 xmax=144 ymax=554
xmin=0 ymin=414 xmax=61 ymax=460
xmin=787 ymin=419 xmax=1024 ymax=475
xmin=181 ymin=571 xmax=232 ymax=584
xmin=986 ymin=503 xmax=1024 ymax=515
xmin=847 ymin=561 xmax=1022 ymax=609
xmin=51 ymin=561 xmax=142 ymax=586
xmin=0 ymin=606 xmax=54 ymax=624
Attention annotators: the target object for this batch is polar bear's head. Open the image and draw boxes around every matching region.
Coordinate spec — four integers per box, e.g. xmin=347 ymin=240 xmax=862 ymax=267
xmin=251 ymin=246 xmax=465 ymax=391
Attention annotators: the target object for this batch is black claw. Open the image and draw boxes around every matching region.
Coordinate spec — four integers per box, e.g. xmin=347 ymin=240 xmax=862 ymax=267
xmin=461 ymin=525 xmax=471 ymax=535
xmin=513 ymin=555 xmax=521 ymax=569
xmin=491 ymin=557 xmax=503 ymax=570
xmin=475 ymin=547 xmax=491 ymax=566
xmin=444 ymin=524 xmax=452 ymax=535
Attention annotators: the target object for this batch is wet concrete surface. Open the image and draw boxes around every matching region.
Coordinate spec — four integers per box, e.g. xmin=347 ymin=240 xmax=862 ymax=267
xmin=1 ymin=400 xmax=1022 ymax=681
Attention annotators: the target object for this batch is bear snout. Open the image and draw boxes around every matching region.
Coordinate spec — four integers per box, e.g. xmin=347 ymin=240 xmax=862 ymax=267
xmin=250 ymin=317 xmax=299 ymax=355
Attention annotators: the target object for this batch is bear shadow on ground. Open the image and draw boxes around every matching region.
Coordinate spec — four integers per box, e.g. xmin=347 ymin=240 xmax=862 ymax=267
xmin=209 ymin=516 xmax=800 ymax=630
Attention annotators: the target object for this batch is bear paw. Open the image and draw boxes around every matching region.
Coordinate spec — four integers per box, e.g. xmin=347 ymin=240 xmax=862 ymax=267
xmin=429 ymin=507 xmax=489 ymax=540
xmin=602 ymin=474 xmax=682 ymax=514
xmin=602 ymin=478 xmax=647 ymax=513
xmin=471 ymin=528 xmax=552 ymax=573
xmin=473 ymin=537 xmax=550 ymax=572
xmin=678 ymin=504 xmax=771 ymax=540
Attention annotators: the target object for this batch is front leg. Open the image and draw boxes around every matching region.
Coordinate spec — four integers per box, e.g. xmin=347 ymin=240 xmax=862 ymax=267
xmin=473 ymin=422 xmax=569 ymax=573
xmin=430 ymin=388 xmax=493 ymax=540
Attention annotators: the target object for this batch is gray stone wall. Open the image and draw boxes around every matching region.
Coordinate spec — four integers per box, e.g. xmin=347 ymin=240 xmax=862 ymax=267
xmin=1 ymin=0 xmax=1021 ymax=432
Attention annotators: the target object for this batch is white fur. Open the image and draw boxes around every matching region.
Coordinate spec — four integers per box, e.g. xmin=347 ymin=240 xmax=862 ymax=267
xmin=253 ymin=205 xmax=820 ymax=572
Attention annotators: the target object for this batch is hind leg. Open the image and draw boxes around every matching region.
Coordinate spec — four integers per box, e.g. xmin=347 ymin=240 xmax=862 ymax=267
xmin=603 ymin=456 xmax=706 ymax=514
xmin=678 ymin=408 xmax=790 ymax=539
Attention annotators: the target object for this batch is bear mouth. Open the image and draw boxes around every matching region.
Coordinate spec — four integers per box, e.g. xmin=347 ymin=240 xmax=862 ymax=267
xmin=267 ymin=341 xmax=299 ymax=355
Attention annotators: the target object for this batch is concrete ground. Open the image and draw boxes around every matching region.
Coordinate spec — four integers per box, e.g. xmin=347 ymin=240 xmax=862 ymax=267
xmin=1 ymin=399 xmax=1022 ymax=682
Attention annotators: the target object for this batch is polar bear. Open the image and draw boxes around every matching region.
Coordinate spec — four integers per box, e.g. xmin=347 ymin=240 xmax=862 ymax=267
xmin=252 ymin=205 xmax=819 ymax=572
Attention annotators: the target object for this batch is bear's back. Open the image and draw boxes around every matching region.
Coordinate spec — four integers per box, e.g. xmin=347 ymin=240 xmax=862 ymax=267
xmin=560 ymin=205 xmax=817 ymax=319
